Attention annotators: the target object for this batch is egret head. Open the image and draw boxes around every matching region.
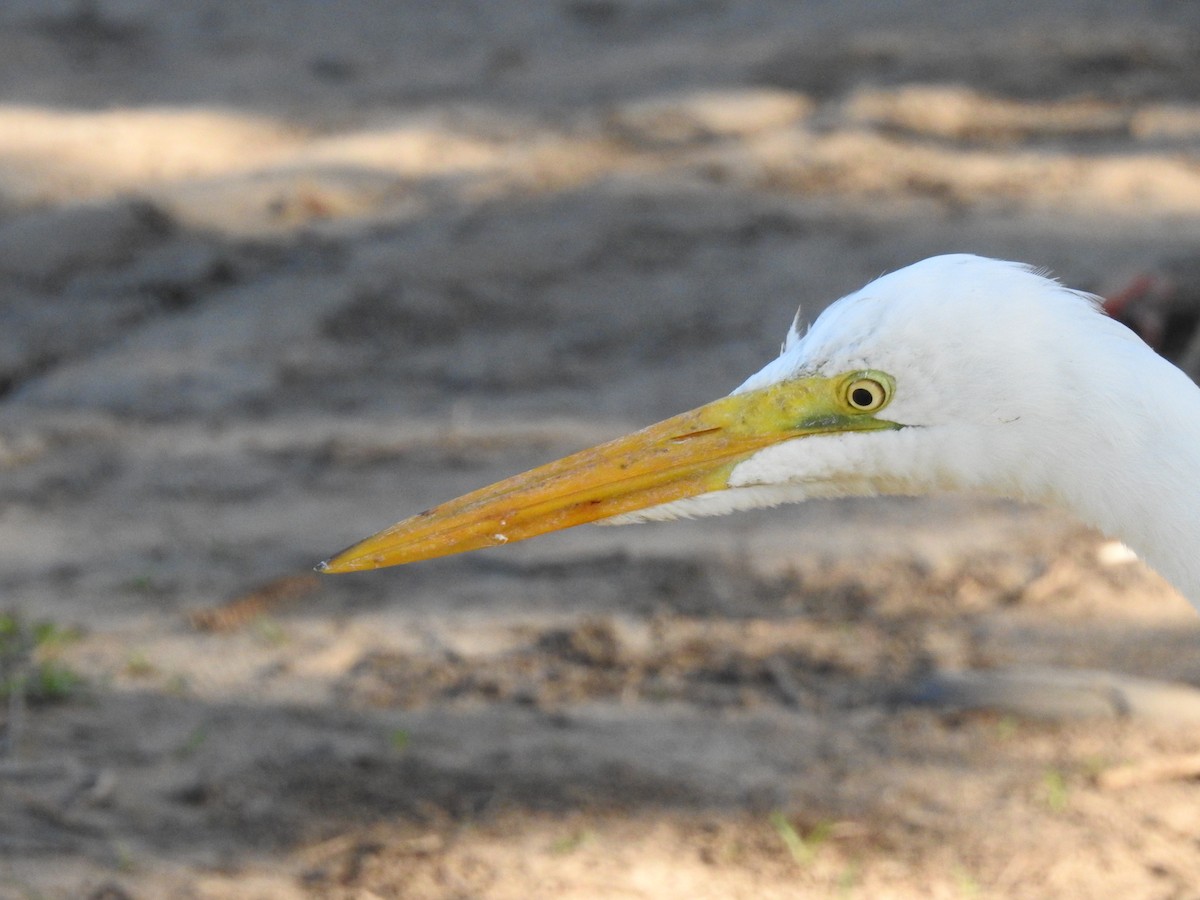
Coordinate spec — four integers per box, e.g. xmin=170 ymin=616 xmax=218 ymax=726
xmin=691 ymin=253 xmax=1145 ymax=518
xmin=320 ymin=253 xmax=1198 ymax=592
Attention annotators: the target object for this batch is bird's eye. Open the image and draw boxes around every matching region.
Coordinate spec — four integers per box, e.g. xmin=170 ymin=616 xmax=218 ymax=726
xmin=845 ymin=377 xmax=888 ymax=412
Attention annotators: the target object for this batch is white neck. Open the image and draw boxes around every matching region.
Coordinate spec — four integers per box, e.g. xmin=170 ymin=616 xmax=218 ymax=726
xmin=1044 ymin=347 xmax=1200 ymax=609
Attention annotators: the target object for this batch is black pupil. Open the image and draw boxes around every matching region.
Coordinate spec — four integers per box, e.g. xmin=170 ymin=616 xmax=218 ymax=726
xmin=851 ymin=386 xmax=875 ymax=408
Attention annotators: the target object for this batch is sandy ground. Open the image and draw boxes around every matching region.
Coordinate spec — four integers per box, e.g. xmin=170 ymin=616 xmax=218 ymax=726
xmin=4 ymin=2 xmax=1200 ymax=898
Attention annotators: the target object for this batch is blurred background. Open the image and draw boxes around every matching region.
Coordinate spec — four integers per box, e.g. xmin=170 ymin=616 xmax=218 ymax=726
xmin=3 ymin=2 xmax=1200 ymax=897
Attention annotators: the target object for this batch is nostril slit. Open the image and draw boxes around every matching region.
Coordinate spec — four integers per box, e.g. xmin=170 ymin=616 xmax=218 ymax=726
xmin=671 ymin=427 xmax=721 ymax=442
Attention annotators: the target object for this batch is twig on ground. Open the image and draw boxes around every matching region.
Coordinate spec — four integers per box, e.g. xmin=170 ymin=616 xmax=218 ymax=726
xmin=188 ymin=573 xmax=320 ymax=632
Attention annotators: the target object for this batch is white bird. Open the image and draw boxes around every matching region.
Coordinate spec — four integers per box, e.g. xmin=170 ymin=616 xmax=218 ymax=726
xmin=319 ymin=254 xmax=1200 ymax=611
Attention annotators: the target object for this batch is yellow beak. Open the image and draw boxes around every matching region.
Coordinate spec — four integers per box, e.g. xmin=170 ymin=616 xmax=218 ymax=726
xmin=318 ymin=372 xmax=897 ymax=572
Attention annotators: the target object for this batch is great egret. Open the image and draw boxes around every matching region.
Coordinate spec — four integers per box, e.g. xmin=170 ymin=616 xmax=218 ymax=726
xmin=319 ymin=254 xmax=1200 ymax=611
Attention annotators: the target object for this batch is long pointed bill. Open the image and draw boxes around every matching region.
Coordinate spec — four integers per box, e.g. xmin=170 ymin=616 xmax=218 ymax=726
xmin=318 ymin=373 xmax=897 ymax=572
